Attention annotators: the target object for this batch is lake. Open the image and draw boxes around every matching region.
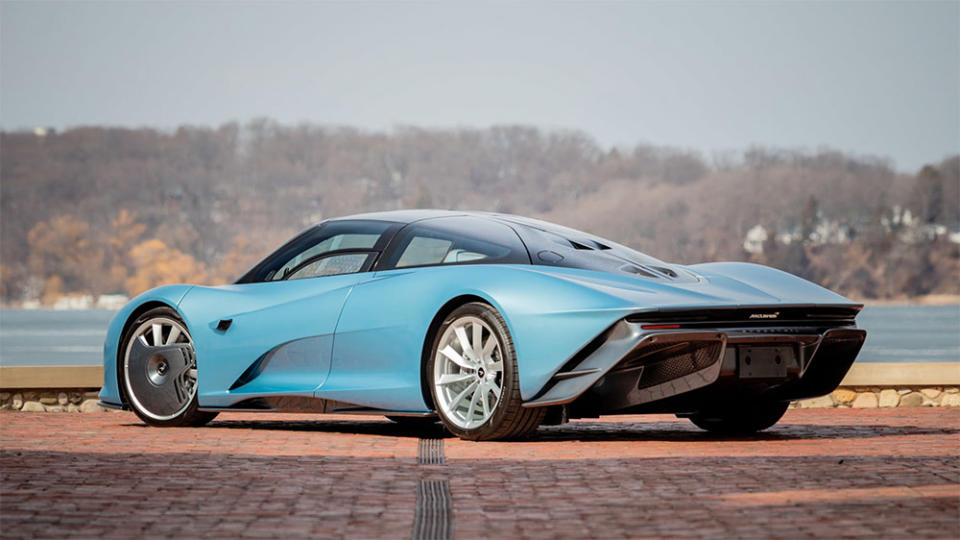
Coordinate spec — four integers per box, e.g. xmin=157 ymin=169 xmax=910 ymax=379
xmin=0 ymin=305 xmax=957 ymax=367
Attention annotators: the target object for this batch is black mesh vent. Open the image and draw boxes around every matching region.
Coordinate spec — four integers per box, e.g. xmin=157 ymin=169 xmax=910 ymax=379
xmin=616 ymin=341 xmax=722 ymax=390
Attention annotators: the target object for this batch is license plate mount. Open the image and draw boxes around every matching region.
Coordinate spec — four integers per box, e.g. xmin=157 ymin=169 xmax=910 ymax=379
xmin=738 ymin=346 xmax=793 ymax=378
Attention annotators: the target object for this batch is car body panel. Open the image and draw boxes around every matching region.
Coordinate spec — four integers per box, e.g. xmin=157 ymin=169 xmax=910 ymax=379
xmin=100 ymin=210 xmax=865 ymax=419
xmin=175 ymin=273 xmax=371 ymax=408
xmin=326 ymin=265 xmax=640 ymax=409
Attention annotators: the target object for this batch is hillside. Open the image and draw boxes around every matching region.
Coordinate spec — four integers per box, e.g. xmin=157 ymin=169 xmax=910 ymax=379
xmin=1 ymin=121 xmax=957 ymax=303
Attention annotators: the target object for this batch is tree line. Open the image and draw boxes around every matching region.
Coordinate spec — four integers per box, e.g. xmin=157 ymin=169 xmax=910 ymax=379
xmin=1 ymin=121 xmax=957 ymax=303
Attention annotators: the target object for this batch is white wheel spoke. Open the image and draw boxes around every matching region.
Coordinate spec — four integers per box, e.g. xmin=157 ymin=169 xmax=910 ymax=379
xmin=482 ymin=335 xmax=496 ymax=358
xmin=440 ymin=345 xmax=475 ymax=371
xmin=151 ymin=324 xmax=163 ymax=346
xmin=487 ymin=360 xmax=503 ymax=373
xmin=454 ymin=326 xmax=474 ymax=361
xmin=486 ymin=383 xmax=501 ymax=400
xmin=466 ymin=385 xmax=481 ymax=425
xmin=448 ymin=381 xmax=479 ymax=414
xmin=166 ymin=326 xmax=181 ymax=345
xmin=472 ymin=322 xmax=483 ymax=359
xmin=438 ymin=373 xmax=473 ymax=386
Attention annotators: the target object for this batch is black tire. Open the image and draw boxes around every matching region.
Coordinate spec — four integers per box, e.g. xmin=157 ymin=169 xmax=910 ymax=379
xmin=689 ymin=401 xmax=789 ymax=434
xmin=120 ymin=306 xmax=218 ymax=427
xmin=427 ymin=302 xmax=545 ymax=441
xmin=386 ymin=415 xmax=440 ymax=429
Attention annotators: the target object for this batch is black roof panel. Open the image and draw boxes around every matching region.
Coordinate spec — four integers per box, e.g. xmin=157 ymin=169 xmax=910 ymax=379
xmin=328 ymin=209 xmax=687 ymax=280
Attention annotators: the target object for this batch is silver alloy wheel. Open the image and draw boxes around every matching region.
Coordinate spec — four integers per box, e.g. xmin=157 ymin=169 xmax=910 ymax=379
xmin=123 ymin=317 xmax=198 ymax=421
xmin=433 ymin=315 xmax=504 ymax=429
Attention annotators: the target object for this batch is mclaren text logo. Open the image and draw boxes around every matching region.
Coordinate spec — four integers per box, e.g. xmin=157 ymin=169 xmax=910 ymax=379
xmin=748 ymin=312 xmax=780 ymax=319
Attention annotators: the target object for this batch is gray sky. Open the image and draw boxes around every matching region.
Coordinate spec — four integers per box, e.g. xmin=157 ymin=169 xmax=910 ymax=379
xmin=2 ymin=1 xmax=958 ymax=172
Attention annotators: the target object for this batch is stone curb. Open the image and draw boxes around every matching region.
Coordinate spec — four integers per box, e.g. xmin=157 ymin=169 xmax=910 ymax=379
xmin=1 ymin=385 xmax=958 ymax=412
xmin=0 ymin=366 xmax=102 ymax=389
xmin=792 ymin=386 xmax=960 ymax=408
xmin=840 ymin=362 xmax=960 ymax=386
xmin=0 ymin=388 xmax=114 ymax=413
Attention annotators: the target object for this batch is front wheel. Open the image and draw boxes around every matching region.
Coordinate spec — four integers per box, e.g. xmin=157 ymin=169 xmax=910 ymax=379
xmin=120 ymin=307 xmax=218 ymax=427
xmin=689 ymin=401 xmax=789 ymax=434
xmin=427 ymin=302 xmax=544 ymax=441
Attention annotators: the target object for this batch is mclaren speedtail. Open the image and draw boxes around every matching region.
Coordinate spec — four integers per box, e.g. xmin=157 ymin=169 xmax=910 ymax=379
xmin=100 ymin=211 xmax=866 ymax=440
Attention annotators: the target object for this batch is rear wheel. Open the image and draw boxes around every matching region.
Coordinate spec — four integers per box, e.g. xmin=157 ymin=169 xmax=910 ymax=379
xmin=428 ymin=302 xmax=544 ymax=441
xmin=689 ymin=401 xmax=789 ymax=434
xmin=121 ymin=307 xmax=218 ymax=427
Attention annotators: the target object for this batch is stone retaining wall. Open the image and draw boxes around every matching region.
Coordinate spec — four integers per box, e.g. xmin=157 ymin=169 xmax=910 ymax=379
xmin=0 ymin=389 xmax=111 ymax=413
xmin=1 ymin=387 xmax=958 ymax=413
xmin=793 ymin=387 xmax=960 ymax=408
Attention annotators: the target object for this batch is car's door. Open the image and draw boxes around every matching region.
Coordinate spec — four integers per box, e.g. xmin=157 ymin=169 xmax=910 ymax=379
xmin=179 ymin=220 xmax=400 ymax=408
xmin=321 ymin=216 xmax=529 ymax=411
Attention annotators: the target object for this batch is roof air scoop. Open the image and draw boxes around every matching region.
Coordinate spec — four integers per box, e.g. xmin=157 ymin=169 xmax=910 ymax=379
xmin=568 ymin=240 xmax=594 ymax=250
xmin=650 ymin=266 xmax=678 ymax=278
xmin=620 ymin=264 xmax=657 ymax=278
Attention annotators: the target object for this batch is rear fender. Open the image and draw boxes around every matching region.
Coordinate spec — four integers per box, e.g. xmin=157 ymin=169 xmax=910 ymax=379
xmin=327 ymin=265 xmax=638 ymax=409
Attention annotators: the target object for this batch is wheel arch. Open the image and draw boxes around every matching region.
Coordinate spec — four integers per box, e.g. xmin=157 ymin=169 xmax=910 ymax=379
xmin=419 ymin=294 xmax=499 ymax=411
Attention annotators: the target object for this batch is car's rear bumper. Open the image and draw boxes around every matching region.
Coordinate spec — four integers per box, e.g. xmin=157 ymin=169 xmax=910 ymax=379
xmin=523 ymin=312 xmax=866 ymax=415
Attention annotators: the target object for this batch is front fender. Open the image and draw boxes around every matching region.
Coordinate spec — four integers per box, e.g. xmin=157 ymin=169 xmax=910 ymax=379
xmin=98 ymin=285 xmax=195 ymax=407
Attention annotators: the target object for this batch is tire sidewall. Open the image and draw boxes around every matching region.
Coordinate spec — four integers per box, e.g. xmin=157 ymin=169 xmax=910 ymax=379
xmin=691 ymin=400 xmax=789 ymax=434
xmin=428 ymin=302 xmax=517 ymax=439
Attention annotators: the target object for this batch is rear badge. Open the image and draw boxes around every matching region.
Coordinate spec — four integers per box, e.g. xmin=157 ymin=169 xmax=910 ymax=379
xmin=748 ymin=312 xmax=779 ymax=319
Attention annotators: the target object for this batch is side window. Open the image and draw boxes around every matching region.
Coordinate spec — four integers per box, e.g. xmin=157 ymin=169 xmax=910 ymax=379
xmin=384 ymin=216 xmax=529 ymax=269
xmin=272 ymin=232 xmax=380 ymax=280
xmin=396 ymin=237 xmax=455 ymax=267
xmin=286 ymin=253 xmax=373 ymax=280
xmin=240 ymin=220 xmax=395 ymax=283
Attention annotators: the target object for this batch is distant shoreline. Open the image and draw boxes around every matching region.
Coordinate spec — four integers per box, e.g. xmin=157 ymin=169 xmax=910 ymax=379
xmin=3 ymin=294 xmax=960 ymax=311
xmin=856 ymin=294 xmax=960 ymax=307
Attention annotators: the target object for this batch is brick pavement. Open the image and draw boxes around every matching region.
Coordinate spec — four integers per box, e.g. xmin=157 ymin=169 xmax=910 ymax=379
xmin=1 ymin=408 xmax=958 ymax=538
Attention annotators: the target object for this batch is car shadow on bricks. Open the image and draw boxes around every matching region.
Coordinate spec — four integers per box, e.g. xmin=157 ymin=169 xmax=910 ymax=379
xmin=153 ymin=418 xmax=960 ymax=442
xmin=529 ymin=421 xmax=960 ymax=442
xmin=159 ymin=418 xmax=454 ymax=439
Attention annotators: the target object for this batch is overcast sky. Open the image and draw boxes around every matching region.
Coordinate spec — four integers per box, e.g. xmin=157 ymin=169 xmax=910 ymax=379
xmin=2 ymin=1 xmax=957 ymax=171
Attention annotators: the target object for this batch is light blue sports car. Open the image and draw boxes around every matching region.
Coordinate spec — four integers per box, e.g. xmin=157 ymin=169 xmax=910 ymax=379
xmin=99 ymin=210 xmax=866 ymax=440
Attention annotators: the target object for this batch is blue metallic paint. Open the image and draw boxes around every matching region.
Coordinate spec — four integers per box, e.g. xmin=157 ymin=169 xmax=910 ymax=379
xmin=327 ymin=265 xmax=638 ymax=409
xmin=176 ymin=273 xmax=370 ymax=408
xmin=101 ymin=257 xmax=859 ymax=413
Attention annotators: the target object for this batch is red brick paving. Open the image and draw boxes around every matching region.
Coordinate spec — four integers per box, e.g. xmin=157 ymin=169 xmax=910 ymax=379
xmin=1 ymin=408 xmax=958 ymax=538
